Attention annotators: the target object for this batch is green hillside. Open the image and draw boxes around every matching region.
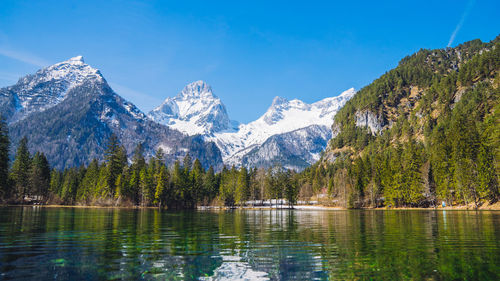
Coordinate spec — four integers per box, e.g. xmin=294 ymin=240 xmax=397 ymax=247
xmin=301 ymin=36 xmax=500 ymax=208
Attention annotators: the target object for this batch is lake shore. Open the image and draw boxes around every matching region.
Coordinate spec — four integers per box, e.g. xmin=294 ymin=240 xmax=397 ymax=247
xmin=2 ymin=201 xmax=499 ymax=210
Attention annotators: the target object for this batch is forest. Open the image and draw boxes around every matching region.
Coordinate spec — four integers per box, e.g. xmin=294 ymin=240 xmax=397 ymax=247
xmin=0 ymin=128 xmax=300 ymax=208
xmin=311 ymin=37 xmax=500 ymax=208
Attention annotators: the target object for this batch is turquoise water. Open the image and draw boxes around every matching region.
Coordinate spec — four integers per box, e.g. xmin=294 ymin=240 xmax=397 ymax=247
xmin=0 ymin=207 xmax=499 ymax=280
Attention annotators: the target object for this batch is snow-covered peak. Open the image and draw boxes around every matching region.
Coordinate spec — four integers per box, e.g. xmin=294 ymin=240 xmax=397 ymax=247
xmin=179 ymin=80 xmax=214 ymax=99
xmin=270 ymin=96 xmax=289 ymax=107
xmin=5 ymin=56 xmax=105 ymax=123
xmin=207 ymin=87 xmax=356 ymax=163
xmin=67 ymin=55 xmax=85 ymax=63
xmin=312 ymin=87 xmax=356 ymax=117
xmin=15 ymin=55 xmax=104 ymax=95
xmin=148 ymin=81 xmax=230 ymax=135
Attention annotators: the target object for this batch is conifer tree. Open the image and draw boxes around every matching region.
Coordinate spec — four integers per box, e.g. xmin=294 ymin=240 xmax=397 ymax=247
xmin=10 ymin=137 xmax=31 ymax=199
xmin=77 ymin=159 xmax=99 ymax=202
xmin=139 ymin=167 xmax=153 ymax=206
xmin=283 ymin=170 xmax=298 ymax=207
xmin=61 ymin=168 xmax=78 ymax=204
xmin=30 ymin=152 xmax=51 ymax=200
xmin=128 ymin=169 xmax=140 ymax=204
xmin=103 ymin=134 xmax=127 ymax=197
xmin=0 ymin=117 xmax=10 ymax=199
xmin=235 ymin=166 xmax=249 ymax=206
xmin=191 ymin=159 xmax=204 ymax=204
xmin=50 ymin=169 xmax=63 ymax=198
xmin=203 ymin=166 xmax=217 ymax=205
xmin=154 ymin=165 xmax=168 ymax=207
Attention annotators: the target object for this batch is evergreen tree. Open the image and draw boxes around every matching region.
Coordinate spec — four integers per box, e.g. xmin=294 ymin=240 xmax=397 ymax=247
xmin=191 ymin=159 xmax=204 ymax=205
xmin=61 ymin=168 xmax=79 ymax=204
xmin=139 ymin=167 xmax=153 ymax=206
xmin=30 ymin=152 xmax=51 ymax=200
xmin=132 ymin=143 xmax=146 ymax=169
xmin=203 ymin=166 xmax=218 ymax=205
xmin=128 ymin=169 xmax=140 ymax=205
xmin=154 ymin=147 xmax=165 ymax=166
xmin=103 ymin=134 xmax=127 ymax=197
xmin=96 ymin=165 xmax=112 ymax=199
xmin=50 ymin=169 xmax=64 ymax=198
xmin=476 ymin=142 xmax=497 ymax=205
xmin=219 ymin=166 xmax=237 ymax=207
xmin=235 ymin=167 xmax=249 ymax=206
xmin=283 ymin=170 xmax=298 ymax=207
xmin=154 ymin=165 xmax=168 ymax=207
xmin=0 ymin=117 xmax=10 ymax=199
xmin=77 ymin=159 xmax=100 ymax=202
xmin=115 ymin=167 xmax=131 ymax=202
xmin=169 ymin=160 xmax=183 ymax=209
xmin=10 ymin=137 xmax=31 ymax=199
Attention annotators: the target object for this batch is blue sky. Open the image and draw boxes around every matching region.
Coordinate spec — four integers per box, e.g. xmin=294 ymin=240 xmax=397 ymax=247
xmin=0 ymin=0 xmax=498 ymax=123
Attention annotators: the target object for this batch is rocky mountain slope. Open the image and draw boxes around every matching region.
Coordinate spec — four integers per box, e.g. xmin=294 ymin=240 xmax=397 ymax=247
xmin=149 ymin=82 xmax=355 ymax=170
xmin=0 ymin=57 xmax=223 ymax=169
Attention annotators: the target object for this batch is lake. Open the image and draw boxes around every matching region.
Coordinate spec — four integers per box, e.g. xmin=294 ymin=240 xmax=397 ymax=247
xmin=0 ymin=207 xmax=499 ymax=280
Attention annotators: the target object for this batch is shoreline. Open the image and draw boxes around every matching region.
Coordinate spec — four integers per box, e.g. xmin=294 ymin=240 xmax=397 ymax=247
xmin=2 ymin=201 xmax=499 ymax=211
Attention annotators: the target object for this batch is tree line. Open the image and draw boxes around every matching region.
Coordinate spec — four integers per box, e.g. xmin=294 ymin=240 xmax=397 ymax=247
xmin=0 ymin=122 xmax=300 ymax=208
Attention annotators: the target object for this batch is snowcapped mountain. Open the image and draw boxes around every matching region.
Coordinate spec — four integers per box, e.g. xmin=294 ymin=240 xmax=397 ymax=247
xmin=148 ymin=81 xmax=233 ymax=135
xmin=209 ymin=88 xmax=355 ymax=168
xmin=0 ymin=58 xmax=222 ymax=169
xmin=149 ymin=81 xmax=355 ymax=170
xmin=236 ymin=125 xmax=333 ymax=170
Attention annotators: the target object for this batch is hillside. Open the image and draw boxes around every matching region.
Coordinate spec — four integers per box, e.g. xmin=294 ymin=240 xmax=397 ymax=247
xmin=302 ymin=36 xmax=500 ymax=208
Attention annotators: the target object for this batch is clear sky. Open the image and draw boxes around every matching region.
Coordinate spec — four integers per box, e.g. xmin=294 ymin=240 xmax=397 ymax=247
xmin=0 ymin=0 xmax=498 ymax=123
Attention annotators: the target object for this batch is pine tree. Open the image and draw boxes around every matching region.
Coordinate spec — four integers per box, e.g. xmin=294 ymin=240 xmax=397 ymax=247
xmin=170 ymin=160 xmax=183 ymax=209
xmin=115 ymin=167 xmax=130 ymax=202
xmin=139 ymin=167 xmax=152 ymax=206
xmin=203 ymin=166 xmax=217 ymax=205
xmin=476 ymin=142 xmax=497 ymax=205
xmin=103 ymin=134 xmax=127 ymax=197
xmin=50 ymin=169 xmax=63 ymax=198
xmin=154 ymin=165 xmax=168 ymax=207
xmin=132 ymin=143 xmax=146 ymax=168
xmin=128 ymin=169 xmax=140 ymax=205
xmin=191 ymin=159 xmax=204 ymax=205
xmin=10 ymin=137 xmax=31 ymax=200
xmin=219 ymin=166 xmax=237 ymax=207
xmin=155 ymin=147 xmax=165 ymax=167
xmin=235 ymin=167 xmax=249 ymax=206
xmin=0 ymin=117 xmax=10 ymax=199
xmin=77 ymin=159 xmax=99 ymax=202
xmin=61 ymin=168 xmax=78 ymax=204
xmin=30 ymin=152 xmax=51 ymax=200
xmin=96 ymin=165 xmax=112 ymax=198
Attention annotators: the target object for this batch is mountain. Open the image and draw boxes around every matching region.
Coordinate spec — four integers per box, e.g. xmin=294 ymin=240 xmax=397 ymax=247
xmin=148 ymin=80 xmax=233 ymax=135
xmin=149 ymin=82 xmax=355 ymax=170
xmin=237 ymin=125 xmax=333 ymax=170
xmin=0 ymin=57 xmax=223 ymax=169
xmin=310 ymin=36 xmax=500 ymax=208
xmin=210 ymin=88 xmax=355 ymax=169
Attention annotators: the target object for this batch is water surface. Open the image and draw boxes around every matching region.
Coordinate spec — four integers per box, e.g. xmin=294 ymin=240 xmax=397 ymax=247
xmin=0 ymin=207 xmax=499 ymax=280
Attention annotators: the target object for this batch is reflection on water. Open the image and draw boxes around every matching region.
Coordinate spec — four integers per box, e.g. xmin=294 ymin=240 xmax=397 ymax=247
xmin=0 ymin=207 xmax=499 ymax=280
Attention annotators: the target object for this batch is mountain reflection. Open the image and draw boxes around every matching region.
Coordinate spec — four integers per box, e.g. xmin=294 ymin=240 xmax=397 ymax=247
xmin=0 ymin=207 xmax=499 ymax=280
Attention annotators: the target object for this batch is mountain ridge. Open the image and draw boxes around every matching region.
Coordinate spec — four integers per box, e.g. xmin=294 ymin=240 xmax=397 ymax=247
xmin=0 ymin=58 xmax=223 ymax=170
xmin=148 ymin=82 xmax=355 ymax=169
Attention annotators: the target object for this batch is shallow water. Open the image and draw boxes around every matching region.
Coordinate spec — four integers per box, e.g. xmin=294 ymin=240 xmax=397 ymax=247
xmin=0 ymin=207 xmax=499 ymax=280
